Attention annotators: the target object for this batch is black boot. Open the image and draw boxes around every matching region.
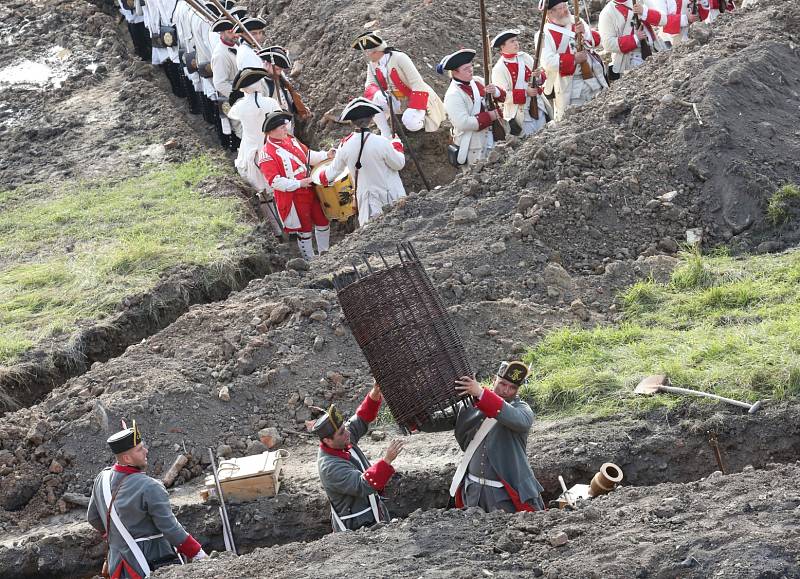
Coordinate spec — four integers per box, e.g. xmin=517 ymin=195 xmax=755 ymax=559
xmin=183 ymin=76 xmax=200 ymax=114
xmin=201 ymin=95 xmax=215 ymax=124
xmin=172 ymin=63 xmax=188 ymax=98
xmin=229 ymin=134 xmax=241 ymax=153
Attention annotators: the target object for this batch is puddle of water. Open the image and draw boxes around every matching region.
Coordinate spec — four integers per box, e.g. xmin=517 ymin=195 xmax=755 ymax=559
xmin=0 ymin=46 xmax=73 ymax=89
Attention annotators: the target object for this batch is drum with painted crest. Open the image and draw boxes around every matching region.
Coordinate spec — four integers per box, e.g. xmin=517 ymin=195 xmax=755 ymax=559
xmin=311 ymin=159 xmax=356 ymax=222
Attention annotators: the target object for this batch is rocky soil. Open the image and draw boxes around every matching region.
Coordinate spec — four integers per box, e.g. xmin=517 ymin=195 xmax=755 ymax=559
xmin=0 ymin=0 xmax=799 ymax=576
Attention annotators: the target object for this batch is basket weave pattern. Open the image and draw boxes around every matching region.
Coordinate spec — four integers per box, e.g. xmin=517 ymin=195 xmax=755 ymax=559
xmin=336 ymin=253 xmax=472 ymax=431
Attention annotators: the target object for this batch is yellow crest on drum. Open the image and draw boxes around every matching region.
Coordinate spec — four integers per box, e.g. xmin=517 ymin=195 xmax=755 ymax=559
xmin=311 ymin=159 xmax=356 ymax=222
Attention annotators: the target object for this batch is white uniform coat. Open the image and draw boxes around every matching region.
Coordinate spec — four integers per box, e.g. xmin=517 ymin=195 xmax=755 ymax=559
xmin=598 ymin=0 xmax=669 ymax=74
xmin=191 ymin=13 xmax=215 ymax=97
xmin=211 ymin=41 xmax=238 ymax=98
xmin=443 ymin=76 xmax=492 ymax=165
xmin=227 ymin=91 xmax=280 ymax=190
xmin=490 ymin=51 xmax=552 ymax=131
xmin=323 ymin=130 xmax=406 ymax=226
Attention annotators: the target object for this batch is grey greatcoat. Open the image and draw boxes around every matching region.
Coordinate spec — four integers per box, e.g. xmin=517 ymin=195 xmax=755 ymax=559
xmin=454 ymin=390 xmax=545 ymax=511
xmin=317 ymin=410 xmax=392 ymax=532
xmin=87 ymin=466 xmax=195 ymax=578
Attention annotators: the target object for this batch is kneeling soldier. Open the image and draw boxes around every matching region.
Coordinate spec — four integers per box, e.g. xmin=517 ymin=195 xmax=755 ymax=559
xmin=313 ymin=383 xmax=405 ymax=532
xmin=87 ymin=422 xmax=207 ymax=578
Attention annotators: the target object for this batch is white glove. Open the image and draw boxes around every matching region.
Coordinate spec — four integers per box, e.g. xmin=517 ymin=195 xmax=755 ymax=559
xmin=401 ymin=107 xmax=425 ymax=132
xmin=371 ymin=89 xmax=388 ymax=109
xmin=193 ymin=549 xmax=209 ymax=561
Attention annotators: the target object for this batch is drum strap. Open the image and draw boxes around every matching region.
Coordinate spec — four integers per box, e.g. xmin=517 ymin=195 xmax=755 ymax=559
xmin=354 ymin=130 xmax=369 ymax=193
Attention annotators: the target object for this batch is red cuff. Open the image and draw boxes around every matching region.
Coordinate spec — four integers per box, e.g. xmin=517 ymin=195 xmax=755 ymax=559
xmin=663 ymin=13 xmax=682 ymax=34
xmin=476 ymin=111 xmax=493 ymax=130
xmin=618 ymin=33 xmax=639 ymax=54
xmin=319 ymin=169 xmax=329 ymax=187
xmin=407 ymin=90 xmax=428 ymax=110
xmin=495 ymin=86 xmax=507 ymax=102
xmin=512 ymin=88 xmax=526 ymax=105
xmin=559 ymin=53 xmax=576 ymax=76
xmin=356 ymin=392 xmax=382 ymax=423
xmin=364 ymin=83 xmax=381 ymax=100
xmin=363 ymin=459 xmax=395 ymax=491
xmin=475 ymin=388 xmax=504 ymax=418
xmin=590 ymin=29 xmax=601 ymax=46
xmin=176 ymin=534 xmax=202 ymax=558
xmin=645 ymin=8 xmax=662 ymax=25
xmin=391 ymin=141 xmax=404 ymax=153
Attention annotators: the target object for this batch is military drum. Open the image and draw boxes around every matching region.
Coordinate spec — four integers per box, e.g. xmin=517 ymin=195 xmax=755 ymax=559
xmin=311 ymin=159 xmax=356 ymax=222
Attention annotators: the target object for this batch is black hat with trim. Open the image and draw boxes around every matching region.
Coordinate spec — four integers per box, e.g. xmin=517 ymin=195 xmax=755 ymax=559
xmin=258 ymin=46 xmax=292 ymax=69
xmin=436 ymin=48 xmax=476 ymax=74
xmin=230 ymin=5 xmax=248 ymax=18
xmin=232 ymin=67 xmax=269 ymax=91
xmin=340 ymin=97 xmax=382 ymax=121
xmin=107 ymin=420 xmax=143 ymax=454
xmin=262 ymin=110 xmax=293 ymax=132
xmin=211 ymin=18 xmax=236 ymax=33
xmin=204 ymin=1 xmax=222 ymax=17
xmin=491 ymin=29 xmax=520 ymax=49
xmin=547 ymin=0 xmax=567 ymax=7
xmin=496 ymin=360 xmax=530 ymax=387
xmin=235 ymin=16 xmax=267 ymax=33
xmin=310 ymin=405 xmax=345 ymax=440
xmin=352 ymin=31 xmax=386 ymax=51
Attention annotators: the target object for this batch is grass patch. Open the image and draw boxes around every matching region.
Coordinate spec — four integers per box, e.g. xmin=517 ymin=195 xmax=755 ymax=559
xmin=0 ymin=157 xmax=252 ymax=365
xmin=521 ymin=250 xmax=800 ymax=417
xmin=767 ymin=183 xmax=800 ymax=225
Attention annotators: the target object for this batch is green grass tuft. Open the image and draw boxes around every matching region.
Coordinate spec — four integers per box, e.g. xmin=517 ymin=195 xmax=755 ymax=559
xmin=0 ymin=157 xmax=252 ymax=365
xmin=767 ymin=183 xmax=800 ymax=225
xmin=521 ymin=250 xmax=800 ymax=417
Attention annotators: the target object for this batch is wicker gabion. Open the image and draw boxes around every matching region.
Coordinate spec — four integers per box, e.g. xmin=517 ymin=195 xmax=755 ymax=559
xmin=334 ymin=243 xmax=472 ymax=433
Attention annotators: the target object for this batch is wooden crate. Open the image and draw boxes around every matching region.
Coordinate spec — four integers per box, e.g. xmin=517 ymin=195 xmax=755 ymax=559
xmin=204 ymin=450 xmax=287 ymax=502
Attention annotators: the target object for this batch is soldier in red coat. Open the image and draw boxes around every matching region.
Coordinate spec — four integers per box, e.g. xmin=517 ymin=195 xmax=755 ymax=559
xmin=258 ymin=111 xmax=334 ymax=260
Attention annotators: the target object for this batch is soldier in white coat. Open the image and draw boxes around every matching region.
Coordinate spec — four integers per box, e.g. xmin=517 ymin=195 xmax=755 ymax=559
xmin=117 ymin=0 xmax=150 ymax=61
xmin=320 ymin=98 xmax=406 ymax=227
xmin=172 ymin=0 xmax=201 ymax=113
xmin=439 ymin=49 xmax=503 ymax=166
xmin=211 ymin=18 xmax=241 ymax=149
xmin=490 ymin=29 xmax=551 ymax=136
xmin=235 ymin=17 xmax=268 ymax=70
xmin=599 ymin=0 xmax=670 ymax=76
xmin=646 ymin=0 xmax=698 ymax=44
xmin=226 ymin=68 xmax=283 ymax=235
xmin=143 ymin=0 xmax=185 ymax=97
xmin=540 ymin=1 xmax=608 ymax=120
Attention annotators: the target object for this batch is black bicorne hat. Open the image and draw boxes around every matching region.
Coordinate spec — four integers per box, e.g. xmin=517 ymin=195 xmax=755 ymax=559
xmin=232 ymin=67 xmax=268 ymax=90
xmin=258 ymin=46 xmax=292 ymax=69
xmin=491 ymin=29 xmax=520 ymax=49
xmin=352 ymin=31 xmax=386 ymax=51
xmin=211 ymin=18 xmax=235 ymax=33
xmin=262 ymin=110 xmax=293 ymax=132
xmin=436 ymin=48 xmax=476 ymax=74
xmin=339 ymin=97 xmax=382 ymax=121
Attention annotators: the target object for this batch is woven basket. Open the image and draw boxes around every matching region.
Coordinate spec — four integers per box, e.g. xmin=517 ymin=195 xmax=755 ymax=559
xmin=335 ymin=244 xmax=472 ymax=432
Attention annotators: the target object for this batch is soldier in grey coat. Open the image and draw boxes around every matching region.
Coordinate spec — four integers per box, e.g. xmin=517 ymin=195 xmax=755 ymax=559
xmin=87 ymin=423 xmax=207 ymax=578
xmin=312 ymin=383 xmax=405 ymax=532
xmin=450 ymin=361 xmax=545 ymax=512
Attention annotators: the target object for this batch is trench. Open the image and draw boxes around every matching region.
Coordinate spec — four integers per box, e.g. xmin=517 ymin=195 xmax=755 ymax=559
xmin=0 ymin=250 xmax=286 ymax=415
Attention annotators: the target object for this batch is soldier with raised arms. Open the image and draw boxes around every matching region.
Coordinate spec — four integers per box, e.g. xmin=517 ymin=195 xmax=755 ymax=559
xmin=490 ymin=29 xmax=552 ymax=135
xmin=450 ymin=361 xmax=545 ymax=513
xmin=320 ymin=97 xmax=406 ymax=227
xmin=352 ymin=31 xmax=446 ymax=139
xmin=540 ymin=0 xmax=608 ymax=120
xmin=312 ymin=383 xmax=405 ymax=532
xmin=87 ymin=422 xmax=208 ymax=578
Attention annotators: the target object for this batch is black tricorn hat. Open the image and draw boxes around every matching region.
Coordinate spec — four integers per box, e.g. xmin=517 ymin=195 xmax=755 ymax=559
xmin=107 ymin=421 xmax=142 ymax=454
xmin=496 ymin=360 xmax=530 ymax=387
xmin=258 ymin=46 xmax=291 ymax=69
xmin=232 ymin=67 xmax=268 ymax=90
xmin=211 ymin=18 xmax=235 ymax=33
xmin=352 ymin=31 xmax=385 ymax=51
xmin=491 ymin=29 xmax=520 ymax=49
xmin=310 ymin=405 xmax=345 ymax=440
xmin=436 ymin=48 xmax=476 ymax=74
xmin=204 ymin=1 xmax=222 ymax=17
xmin=262 ymin=110 xmax=293 ymax=132
xmin=340 ymin=97 xmax=382 ymax=121
xmin=230 ymin=5 xmax=248 ymax=18
xmin=547 ymin=0 xmax=567 ymax=7
xmin=235 ymin=16 xmax=267 ymax=33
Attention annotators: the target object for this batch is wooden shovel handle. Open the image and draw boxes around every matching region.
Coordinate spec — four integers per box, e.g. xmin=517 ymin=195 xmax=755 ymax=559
xmin=659 ymin=385 xmax=753 ymax=410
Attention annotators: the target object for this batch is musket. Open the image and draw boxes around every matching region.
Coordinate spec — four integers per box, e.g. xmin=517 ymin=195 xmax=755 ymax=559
xmin=573 ymin=0 xmax=593 ymax=80
xmin=631 ymin=0 xmax=652 ymax=60
xmin=208 ymin=448 xmax=238 ymax=555
xmin=366 ymin=60 xmax=431 ymax=191
xmin=183 ymin=0 xmax=216 ymax=23
xmin=273 ymin=70 xmax=311 ymax=119
xmin=530 ymin=2 xmax=549 ymax=120
xmin=478 ymin=0 xmax=506 ymax=142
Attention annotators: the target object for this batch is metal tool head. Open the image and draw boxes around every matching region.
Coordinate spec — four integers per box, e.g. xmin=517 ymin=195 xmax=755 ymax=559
xmin=634 ymin=374 xmax=670 ymax=395
xmin=747 ymin=400 xmax=763 ymax=414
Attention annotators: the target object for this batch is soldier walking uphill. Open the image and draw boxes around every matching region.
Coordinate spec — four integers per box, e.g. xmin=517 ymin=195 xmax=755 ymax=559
xmin=312 ymin=383 xmax=405 ymax=532
xmin=87 ymin=423 xmax=208 ymax=578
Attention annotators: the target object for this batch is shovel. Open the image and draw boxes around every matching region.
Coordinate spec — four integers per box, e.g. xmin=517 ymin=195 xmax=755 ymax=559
xmin=634 ymin=375 xmax=763 ymax=414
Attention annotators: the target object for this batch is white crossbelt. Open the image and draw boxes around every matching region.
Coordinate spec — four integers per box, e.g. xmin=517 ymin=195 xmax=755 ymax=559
xmin=101 ymin=470 xmax=152 ymax=577
xmin=135 ymin=534 xmax=164 ymax=542
xmin=467 ymin=473 xmax=504 ymax=488
xmin=449 ymin=417 xmax=497 ymax=497
xmin=330 ymin=449 xmax=383 ymax=532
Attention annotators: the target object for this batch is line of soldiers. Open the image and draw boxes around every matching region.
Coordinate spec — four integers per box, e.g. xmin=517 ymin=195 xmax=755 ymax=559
xmin=116 ymin=0 xmax=734 ymax=260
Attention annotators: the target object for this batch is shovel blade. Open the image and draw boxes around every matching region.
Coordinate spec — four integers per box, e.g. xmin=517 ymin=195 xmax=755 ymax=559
xmin=634 ymin=374 xmax=670 ymax=395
